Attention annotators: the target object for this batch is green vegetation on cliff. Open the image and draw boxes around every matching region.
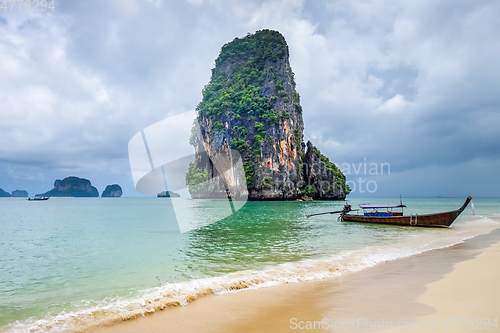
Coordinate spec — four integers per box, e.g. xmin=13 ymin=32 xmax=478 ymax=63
xmin=185 ymin=162 xmax=208 ymax=193
xmin=197 ymin=30 xmax=300 ymax=125
xmin=313 ymin=146 xmax=351 ymax=194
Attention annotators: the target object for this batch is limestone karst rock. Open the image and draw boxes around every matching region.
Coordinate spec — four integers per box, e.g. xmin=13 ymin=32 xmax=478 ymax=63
xmin=186 ymin=30 xmax=350 ymax=200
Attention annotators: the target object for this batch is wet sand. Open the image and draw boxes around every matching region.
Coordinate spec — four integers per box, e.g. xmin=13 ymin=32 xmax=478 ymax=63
xmin=91 ymin=229 xmax=500 ymax=333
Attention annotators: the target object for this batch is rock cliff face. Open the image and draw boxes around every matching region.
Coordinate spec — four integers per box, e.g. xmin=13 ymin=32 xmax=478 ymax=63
xmin=39 ymin=176 xmax=99 ymax=197
xmin=12 ymin=190 xmax=28 ymax=197
xmin=102 ymin=184 xmax=123 ymax=197
xmin=186 ymin=30 xmax=349 ymax=200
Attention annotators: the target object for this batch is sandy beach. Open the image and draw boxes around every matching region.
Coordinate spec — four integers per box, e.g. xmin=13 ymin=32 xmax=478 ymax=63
xmin=91 ymin=228 xmax=500 ymax=333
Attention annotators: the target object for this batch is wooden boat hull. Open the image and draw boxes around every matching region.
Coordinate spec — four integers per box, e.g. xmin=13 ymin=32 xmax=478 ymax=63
xmin=341 ymin=196 xmax=472 ymax=228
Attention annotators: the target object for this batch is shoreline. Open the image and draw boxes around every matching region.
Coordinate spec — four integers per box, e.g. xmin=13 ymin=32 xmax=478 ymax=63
xmin=90 ymin=228 xmax=500 ymax=333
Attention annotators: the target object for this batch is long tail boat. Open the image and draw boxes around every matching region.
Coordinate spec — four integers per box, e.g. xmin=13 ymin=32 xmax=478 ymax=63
xmin=28 ymin=196 xmax=50 ymax=201
xmin=307 ymin=196 xmax=472 ymax=228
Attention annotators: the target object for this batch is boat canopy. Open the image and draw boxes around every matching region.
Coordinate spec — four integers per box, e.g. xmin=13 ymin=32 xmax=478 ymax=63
xmin=360 ymin=204 xmax=406 ymax=209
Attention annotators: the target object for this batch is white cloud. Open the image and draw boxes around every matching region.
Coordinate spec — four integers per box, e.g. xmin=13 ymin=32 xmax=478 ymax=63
xmin=376 ymin=94 xmax=409 ymax=113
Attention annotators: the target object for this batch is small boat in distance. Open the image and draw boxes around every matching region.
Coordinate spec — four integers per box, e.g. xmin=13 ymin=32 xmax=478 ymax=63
xmin=307 ymin=196 xmax=472 ymax=228
xmin=28 ymin=196 xmax=50 ymax=201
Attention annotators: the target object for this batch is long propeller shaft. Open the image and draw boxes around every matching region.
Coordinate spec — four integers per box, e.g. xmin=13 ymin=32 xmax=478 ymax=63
xmin=306 ymin=209 xmax=358 ymax=218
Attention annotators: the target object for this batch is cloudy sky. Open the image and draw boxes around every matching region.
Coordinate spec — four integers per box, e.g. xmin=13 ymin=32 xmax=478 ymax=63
xmin=0 ymin=0 xmax=499 ymax=198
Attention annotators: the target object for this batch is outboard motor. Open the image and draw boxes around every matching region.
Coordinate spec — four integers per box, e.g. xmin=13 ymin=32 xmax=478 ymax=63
xmin=337 ymin=204 xmax=352 ymax=221
xmin=343 ymin=204 xmax=352 ymax=213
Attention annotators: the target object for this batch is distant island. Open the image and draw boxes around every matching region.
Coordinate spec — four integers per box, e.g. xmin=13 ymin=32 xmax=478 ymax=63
xmin=0 ymin=188 xmax=11 ymax=197
xmin=186 ymin=30 xmax=350 ymax=201
xmin=12 ymin=190 xmax=28 ymax=197
xmin=157 ymin=191 xmax=180 ymax=198
xmin=37 ymin=176 xmax=99 ymax=197
xmin=102 ymin=184 xmax=123 ymax=197
xmin=0 ymin=188 xmax=29 ymax=197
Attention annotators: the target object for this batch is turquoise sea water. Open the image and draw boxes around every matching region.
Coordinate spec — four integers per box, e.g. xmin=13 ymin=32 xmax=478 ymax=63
xmin=0 ymin=197 xmax=499 ymax=332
